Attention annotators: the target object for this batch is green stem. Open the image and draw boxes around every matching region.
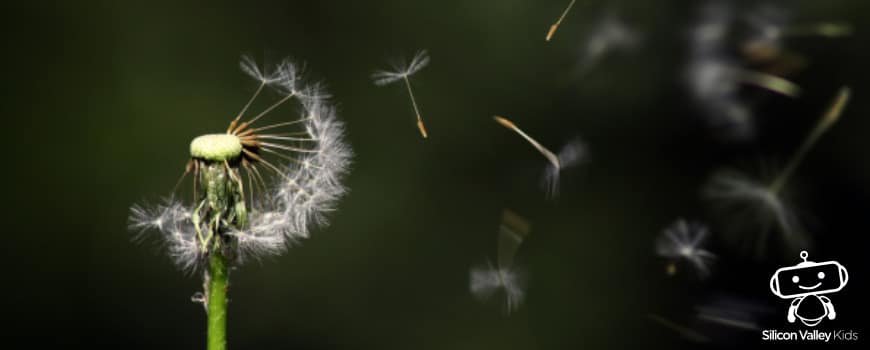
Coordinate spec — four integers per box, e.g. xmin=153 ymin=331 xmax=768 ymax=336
xmin=207 ymin=250 xmax=229 ymax=350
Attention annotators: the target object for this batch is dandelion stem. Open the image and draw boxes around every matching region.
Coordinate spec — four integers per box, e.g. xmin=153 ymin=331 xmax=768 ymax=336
xmin=196 ymin=159 xmax=248 ymax=350
xmin=403 ymin=76 xmax=428 ymax=138
xmin=547 ymin=0 xmax=577 ymax=42
xmin=207 ymin=247 xmax=229 ymax=350
xmin=769 ymin=87 xmax=850 ymax=193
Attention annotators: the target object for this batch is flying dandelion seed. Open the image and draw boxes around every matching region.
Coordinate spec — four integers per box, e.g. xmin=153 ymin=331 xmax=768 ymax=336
xmin=704 ymin=87 xmax=851 ymax=257
xmin=470 ymin=261 xmax=527 ymax=315
xmin=688 ymin=57 xmax=801 ymax=100
xmin=372 ymin=50 xmax=431 ymax=138
xmin=686 ymin=58 xmax=801 ymax=139
xmin=687 ymin=3 xmax=752 ymax=139
xmin=494 ymin=116 xmax=586 ymax=197
xmin=546 ymin=0 xmax=577 ymax=42
xmin=576 ymin=15 xmax=640 ymax=72
xmin=655 ymin=219 xmax=717 ymax=279
xmin=129 ymin=55 xmax=352 ymax=349
xmin=742 ymin=5 xmax=853 ymax=60
xmin=497 ymin=209 xmax=531 ymax=270
xmin=542 ymin=138 xmax=586 ymax=197
xmin=690 ymin=1 xmax=733 ymax=54
xmin=686 ymin=2 xmax=802 ymax=140
xmin=470 ymin=209 xmax=531 ymax=315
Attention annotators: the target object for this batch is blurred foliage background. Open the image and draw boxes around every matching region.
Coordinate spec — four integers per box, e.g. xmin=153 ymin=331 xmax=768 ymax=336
xmin=2 ymin=0 xmax=869 ymax=348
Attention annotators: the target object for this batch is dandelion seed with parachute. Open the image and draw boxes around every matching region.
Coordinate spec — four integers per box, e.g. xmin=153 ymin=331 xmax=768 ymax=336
xmin=494 ymin=116 xmax=586 ymax=197
xmin=686 ymin=2 xmax=802 ymax=140
xmin=576 ymin=15 xmax=640 ymax=73
xmin=546 ymin=0 xmax=577 ymax=42
xmin=470 ymin=209 xmax=530 ymax=315
xmin=655 ymin=219 xmax=717 ymax=279
xmin=129 ymin=55 xmax=352 ymax=350
xmin=704 ymin=87 xmax=851 ymax=257
xmin=372 ymin=50 xmax=431 ymax=138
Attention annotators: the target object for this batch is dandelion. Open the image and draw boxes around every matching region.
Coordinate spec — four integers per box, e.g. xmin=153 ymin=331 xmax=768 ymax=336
xmin=129 ymin=55 xmax=352 ymax=350
xmin=470 ymin=209 xmax=530 ymax=315
xmin=546 ymin=0 xmax=577 ymax=42
xmin=704 ymin=87 xmax=851 ymax=257
xmin=372 ymin=50 xmax=431 ymax=138
xmin=494 ymin=116 xmax=586 ymax=197
xmin=655 ymin=219 xmax=717 ymax=279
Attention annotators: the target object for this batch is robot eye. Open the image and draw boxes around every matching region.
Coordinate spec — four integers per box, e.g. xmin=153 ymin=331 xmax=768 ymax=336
xmin=792 ymin=275 xmax=800 ymax=283
xmin=818 ymin=271 xmax=825 ymax=279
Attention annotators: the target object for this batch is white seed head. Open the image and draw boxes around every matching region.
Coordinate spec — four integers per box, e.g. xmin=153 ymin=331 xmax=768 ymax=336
xmin=230 ymin=91 xmax=351 ymax=263
xmin=130 ymin=55 xmax=352 ymax=269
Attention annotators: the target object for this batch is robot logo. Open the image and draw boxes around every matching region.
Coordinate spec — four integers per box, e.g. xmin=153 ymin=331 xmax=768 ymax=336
xmin=769 ymin=251 xmax=849 ymax=327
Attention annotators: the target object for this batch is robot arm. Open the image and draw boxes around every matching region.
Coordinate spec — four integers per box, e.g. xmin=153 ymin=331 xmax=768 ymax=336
xmin=787 ymin=297 xmax=803 ymax=323
xmin=820 ymin=296 xmax=836 ymax=320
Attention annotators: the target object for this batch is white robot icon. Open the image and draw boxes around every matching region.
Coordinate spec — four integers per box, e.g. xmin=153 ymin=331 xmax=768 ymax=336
xmin=769 ymin=251 xmax=849 ymax=327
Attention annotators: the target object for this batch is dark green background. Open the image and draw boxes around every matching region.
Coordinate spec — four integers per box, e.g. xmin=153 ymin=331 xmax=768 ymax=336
xmin=3 ymin=0 xmax=869 ymax=348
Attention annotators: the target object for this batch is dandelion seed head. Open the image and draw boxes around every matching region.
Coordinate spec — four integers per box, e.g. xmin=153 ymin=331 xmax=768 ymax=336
xmin=655 ymin=219 xmax=716 ymax=278
xmin=238 ymin=99 xmax=352 ymax=260
xmin=371 ymin=50 xmax=430 ymax=86
xmin=130 ymin=55 xmax=352 ymax=269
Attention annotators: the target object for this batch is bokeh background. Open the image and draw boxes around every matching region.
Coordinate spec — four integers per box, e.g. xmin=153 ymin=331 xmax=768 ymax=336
xmin=3 ymin=0 xmax=870 ymax=348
